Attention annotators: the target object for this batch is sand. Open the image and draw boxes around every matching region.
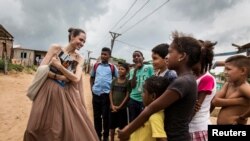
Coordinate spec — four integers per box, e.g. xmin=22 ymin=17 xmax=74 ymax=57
xmin=0 ymin=72 xmax=94 ymax=141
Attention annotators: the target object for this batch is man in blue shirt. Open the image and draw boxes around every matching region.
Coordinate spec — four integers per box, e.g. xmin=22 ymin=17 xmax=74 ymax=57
xmin=90 ymin=47 xmax=118 ymax=141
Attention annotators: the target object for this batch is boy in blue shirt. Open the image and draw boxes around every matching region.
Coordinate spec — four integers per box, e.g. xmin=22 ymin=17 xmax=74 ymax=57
xmin=90 ymin=47 xmax=118 ymax=141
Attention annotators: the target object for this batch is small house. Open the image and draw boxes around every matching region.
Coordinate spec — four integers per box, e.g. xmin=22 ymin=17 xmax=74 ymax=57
xmin=0 ymin=24 xmax=14 ymax=60
xmin=12 ymin=45 xmax=47 ymax=66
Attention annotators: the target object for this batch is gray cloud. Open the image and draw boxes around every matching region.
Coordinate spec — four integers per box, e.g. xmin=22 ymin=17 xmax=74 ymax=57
xmin=1 ymin=0 xmax=249 ymax=64
xmin=169 ymin=0 xmax=238 ymax=21
xmin=1 ymin=0 xmax=108 ymax=50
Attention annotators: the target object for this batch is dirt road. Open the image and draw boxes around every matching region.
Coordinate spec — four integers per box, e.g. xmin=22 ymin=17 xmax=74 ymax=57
xmin=0 ymin=72 xmax=94 ymax=141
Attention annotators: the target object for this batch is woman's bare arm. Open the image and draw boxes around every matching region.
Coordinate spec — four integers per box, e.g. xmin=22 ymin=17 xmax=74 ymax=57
xmin=39 ymin=44 xmax=67 ymax=81
xmin=51 ymin=53 xmax=84 ymax=83
xmin=40 ymin=44 xmax=61 ymax=66
xmin=47 ymin=71 xmax=69 ymax=82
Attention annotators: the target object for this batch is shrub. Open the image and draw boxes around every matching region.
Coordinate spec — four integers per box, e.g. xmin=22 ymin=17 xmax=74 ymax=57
xmin=0 ymin=59 xmax=24 ymax=72
xmin=8 ymin=63 xmax=24 ymax=71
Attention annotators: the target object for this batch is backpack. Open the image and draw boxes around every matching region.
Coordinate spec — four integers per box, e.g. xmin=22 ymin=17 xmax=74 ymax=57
xmin=93 ymin=62 xmax=115 ymax=78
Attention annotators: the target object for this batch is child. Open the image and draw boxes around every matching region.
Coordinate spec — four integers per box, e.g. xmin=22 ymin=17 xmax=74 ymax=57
xmin=90 ymin=47 xmax=118 ymax=141
xmin=130 ymin=76 xmax=169 ymax=141
xmin=151 ymin=43 xmax=177 ymax=82
xmin=212 ymin=55 xmax=250 ymax=125
xmin=109 ymin=63 xmax=130 ymax=141
xmin=128 ymin=50 xmax=154 ymax=122
xmin=189 ymin=40 xmax=217 ymax=141
xmin=118 ymin=32 xmax=202 ymax=141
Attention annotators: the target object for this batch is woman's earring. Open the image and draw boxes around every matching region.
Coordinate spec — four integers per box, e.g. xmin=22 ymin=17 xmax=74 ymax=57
xmin=178 ymin=58 xmax=181 ymax=62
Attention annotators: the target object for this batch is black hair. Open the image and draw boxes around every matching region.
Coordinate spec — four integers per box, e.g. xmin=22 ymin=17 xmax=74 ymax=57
xmin=102 ymin=47 xmax=111 ymax=55
xmin=225 ymin=55 xmax=250 ymax=75
xmin=68 ymin=27 xmax=85 ymax=42
xmin=172 ymin=31 xmax=201 ymax=67
xmin=133 ymin=50 xmax=144 ymax=58
xmin=143 ymin=76 xmax=170 ymax=98
xmin=199 ymin=40 xmax=216 ymax=74
xmin=119 ymin=63 xmax=130 ymax=72
xmin=152 ymin=43 xmax=169 ymax=59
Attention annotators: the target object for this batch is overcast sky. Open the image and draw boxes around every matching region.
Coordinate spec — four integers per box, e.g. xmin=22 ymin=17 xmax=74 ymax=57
xmin=1 ymin=0 xmax=250 ymax=71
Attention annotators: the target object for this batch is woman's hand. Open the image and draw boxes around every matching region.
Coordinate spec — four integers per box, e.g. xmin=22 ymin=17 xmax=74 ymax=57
xmin=51 ymin=56 xmax=62 ymax=69
xmin=57 ymin=75 xmax=70 ymax=82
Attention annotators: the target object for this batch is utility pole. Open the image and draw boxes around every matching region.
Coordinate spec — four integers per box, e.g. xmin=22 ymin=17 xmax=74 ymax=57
xmin=3 ymin=31 xmax=8 ymax=74
xmin=86 ymin=50 xmax=92 ymax=73
xmin=3 ymin=42 xmax=8 ymax=74
xmin=109 ymin=31 xmax=121 ymax=56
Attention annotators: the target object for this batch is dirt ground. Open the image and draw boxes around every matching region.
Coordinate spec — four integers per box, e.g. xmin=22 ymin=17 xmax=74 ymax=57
xmin=0 ymin=72 xmax=95 ymax=141
xmin=0 ymin=72 xmax=248 ymax=141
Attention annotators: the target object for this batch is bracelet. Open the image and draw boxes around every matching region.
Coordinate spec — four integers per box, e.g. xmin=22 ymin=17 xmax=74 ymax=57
xmin=54 ymin=73 xmax=57 ymax=79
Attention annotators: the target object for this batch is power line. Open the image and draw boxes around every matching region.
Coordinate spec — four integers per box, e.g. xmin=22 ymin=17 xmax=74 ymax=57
xmin=115 ymin=0 xmax=150 ymax=32
xmin=96 ymin=35 xmax=110 ymax=47
xmin=95 ymin=0 xmax=138 ymax=48
xmin=116 ymin=40 xmax=145 ymax=50
xmin=121 ymin=0 xmax=170 ymax=34
xmin=110 ymin=0 xmax=138 ymax=31
xmin=110 ymin=31 xmax=122 ymax=55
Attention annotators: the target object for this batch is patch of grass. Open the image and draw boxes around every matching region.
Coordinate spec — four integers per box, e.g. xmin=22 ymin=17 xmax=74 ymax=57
xmin=8 ymin=63 xmax=24 ymax=72
xmin=0 ymin=59 xmax=37 ymax=73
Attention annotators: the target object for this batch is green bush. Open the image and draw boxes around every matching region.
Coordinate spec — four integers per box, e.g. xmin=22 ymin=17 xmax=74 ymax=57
xmin=0 ymin=59 xmax=4 ymax=70
xmin=27 ymin=65 xmax=37 ymax=71
xmin=0 ymin=59 xmax=24 ymax=72
xmin=8 ymin=63 xmax=24 ymax=71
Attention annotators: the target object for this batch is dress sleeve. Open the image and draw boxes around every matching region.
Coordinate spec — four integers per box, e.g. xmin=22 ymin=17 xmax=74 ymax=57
xmin=198 ymin=75 xmax=215 ymax=95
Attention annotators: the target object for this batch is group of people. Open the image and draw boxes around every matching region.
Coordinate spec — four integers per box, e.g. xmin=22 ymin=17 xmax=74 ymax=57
xmin=23 ymin=27 xmax=250 ymax=141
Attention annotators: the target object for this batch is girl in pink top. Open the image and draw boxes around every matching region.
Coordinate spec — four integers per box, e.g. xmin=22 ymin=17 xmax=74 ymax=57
xmin=189 ymin=40 xmax=217 ymax=141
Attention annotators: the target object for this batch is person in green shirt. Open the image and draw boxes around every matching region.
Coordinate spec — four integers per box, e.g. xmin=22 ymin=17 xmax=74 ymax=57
xmin=128 ymin=50 xmax=154 ymax=122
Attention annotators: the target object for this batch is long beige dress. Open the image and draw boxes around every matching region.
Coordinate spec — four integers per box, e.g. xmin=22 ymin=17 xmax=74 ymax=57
xmin=24 ymin=52 xmax=99 ymax=141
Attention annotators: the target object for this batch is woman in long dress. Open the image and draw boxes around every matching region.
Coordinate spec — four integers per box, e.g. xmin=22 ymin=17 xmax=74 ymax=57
xmin=24 ymin=28 xmax=99 ymax=141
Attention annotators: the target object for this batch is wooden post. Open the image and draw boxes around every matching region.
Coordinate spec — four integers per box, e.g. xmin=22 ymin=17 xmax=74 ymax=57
xmin=109 ymin=31 xmax=121 ymax=56
xmin=3 ymin=42 xmax=8 ymax=74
